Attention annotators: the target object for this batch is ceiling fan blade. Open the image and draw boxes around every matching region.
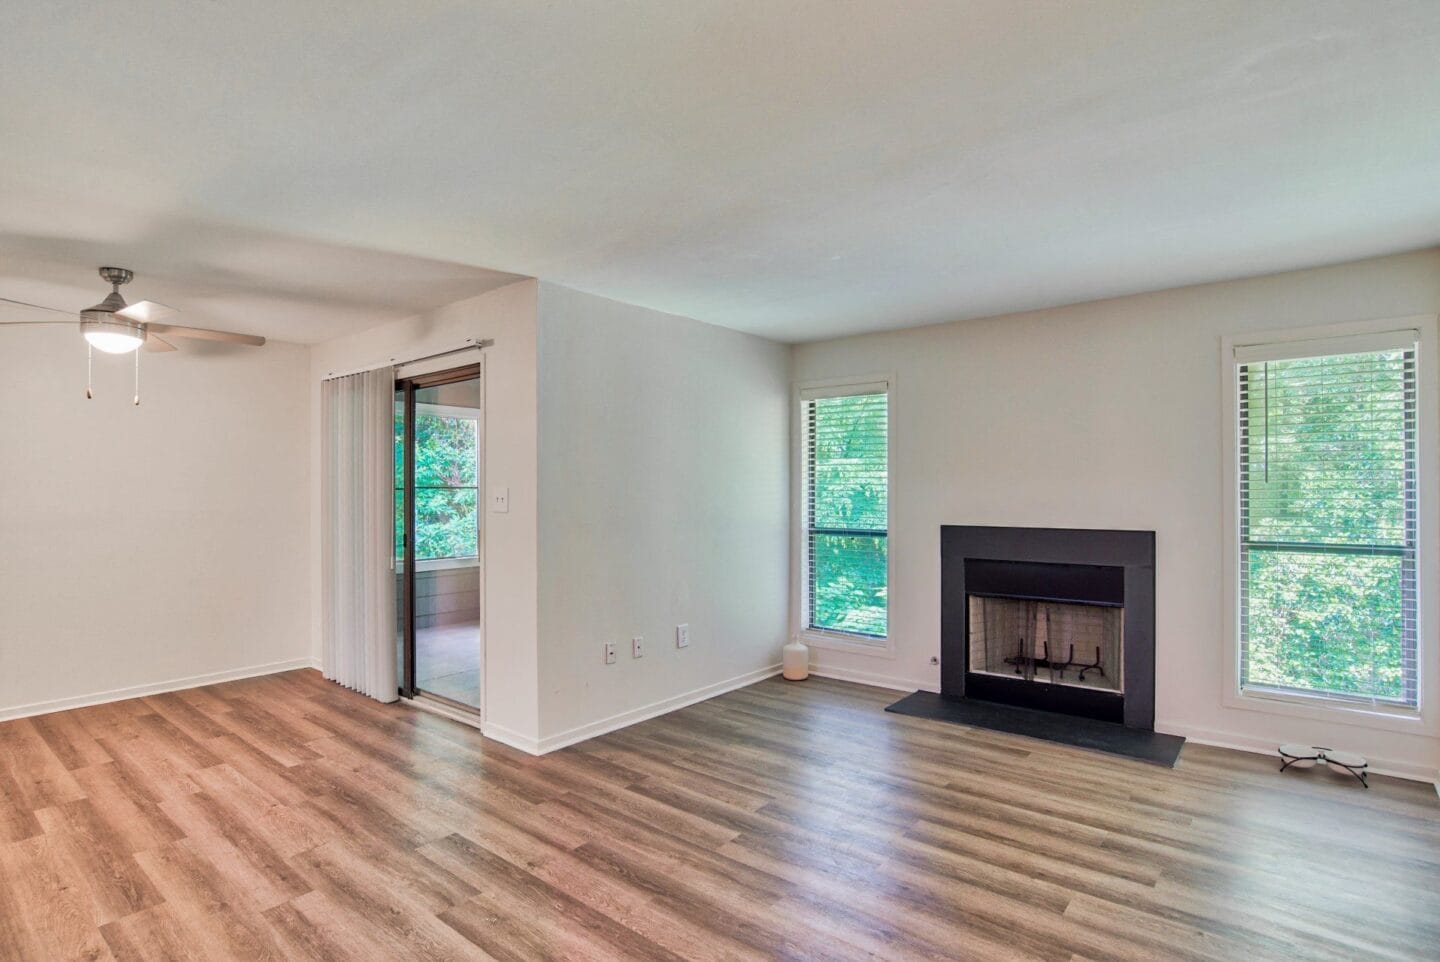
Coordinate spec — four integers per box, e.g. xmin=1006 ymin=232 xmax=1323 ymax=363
xmin=147 ymin=323 xmax=265 ymax=347
xmin=0 ymin=295 xmax=74 ymax=316
xmin=144 ymin=333 xmax=177 ymax=352
xmin=0 ymin=319 xmax=77 ymax=326
xmin=115 ymin=300 xmax=178 ymax=323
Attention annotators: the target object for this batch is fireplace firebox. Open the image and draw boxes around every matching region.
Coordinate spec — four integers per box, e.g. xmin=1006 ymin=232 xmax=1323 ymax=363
xmin=968 ymin=594 xmax=1122 ymax=692
xmin=942 ymin=527 xmax=1155 ymax=729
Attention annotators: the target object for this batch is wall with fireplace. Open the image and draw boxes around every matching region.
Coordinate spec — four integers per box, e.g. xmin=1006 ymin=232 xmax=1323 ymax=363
xmin=791 ymin=248 xmax=1440 ymax=779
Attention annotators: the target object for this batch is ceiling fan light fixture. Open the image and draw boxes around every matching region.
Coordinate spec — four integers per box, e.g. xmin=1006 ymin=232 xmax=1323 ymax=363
xmin=80 ymin=316 xmax=145 ymax=354
xmin=80 ymin=284 xmax=146 ymax=354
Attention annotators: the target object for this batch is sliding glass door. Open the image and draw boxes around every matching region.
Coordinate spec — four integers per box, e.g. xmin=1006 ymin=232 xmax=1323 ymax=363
xmin=395 ymin=364 xmax=483 ymax=713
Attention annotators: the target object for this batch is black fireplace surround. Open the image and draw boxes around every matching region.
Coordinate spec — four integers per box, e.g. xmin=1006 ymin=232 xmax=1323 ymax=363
xmin=942 ymin=526 xmax=1156 ymax=729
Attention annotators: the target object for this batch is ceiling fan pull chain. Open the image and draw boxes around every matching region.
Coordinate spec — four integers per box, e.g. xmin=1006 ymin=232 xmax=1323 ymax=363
xmin=86 ymin=343 xmax=94 ymax=399
xmin=133 ymin=348 xmax=141 ymax=406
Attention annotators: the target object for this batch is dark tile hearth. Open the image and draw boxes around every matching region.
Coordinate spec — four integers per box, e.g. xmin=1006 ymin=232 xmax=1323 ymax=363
xmin=886 ymin=690 xmax=1186 ymax=766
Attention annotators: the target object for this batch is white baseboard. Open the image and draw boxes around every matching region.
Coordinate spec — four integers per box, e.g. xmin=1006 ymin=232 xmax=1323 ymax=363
xmin=808 ymin=663 xmax=927 ymax=693
xmin=0 ymin=656 xmax=319 ymax=723
xmin=507 ymin=663 xmax=783 ymax=756
xmin=1156 ymin=719 xmax=1438 ymax=784
xmin=480 ymin=721 xmax=541 ymax=755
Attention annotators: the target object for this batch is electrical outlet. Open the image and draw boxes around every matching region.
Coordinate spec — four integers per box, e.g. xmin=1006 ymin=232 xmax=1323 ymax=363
xmin=632 ymin=636 xmax=643 ymax=659
xmin=489 ymin=487 xmax=510 ymax=513
xmin=676 ymin=623 xmax=690 ymax=648
xmin=604 ymin=642 xmax=616 ymax=665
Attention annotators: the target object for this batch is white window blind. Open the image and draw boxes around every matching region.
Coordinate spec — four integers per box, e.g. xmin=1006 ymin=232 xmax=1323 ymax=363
xmin=804 ymin=387 xmax=888 ymax=639
xmin=1237 ymin=337 xmax=1418 ymax=708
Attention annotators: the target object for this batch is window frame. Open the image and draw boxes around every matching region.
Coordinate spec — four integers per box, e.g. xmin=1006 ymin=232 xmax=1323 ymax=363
xmin=1221 ymin=316 xmax=1439 ymax=736
xmin=408 ymin=400 xmax=483 ymax=570
xmin=793 ymin=374 xmax=895 ymax=657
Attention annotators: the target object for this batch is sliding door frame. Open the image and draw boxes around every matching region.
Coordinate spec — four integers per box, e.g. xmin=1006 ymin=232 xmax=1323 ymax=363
xmin=400 ymin=378 xmax=417 ymax=697
xmin=395 ymin=361 xmax=484 ymax=712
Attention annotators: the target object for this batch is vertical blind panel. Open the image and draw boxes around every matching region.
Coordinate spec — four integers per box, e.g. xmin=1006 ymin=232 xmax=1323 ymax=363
xmin=807 ymin=391 xmax=888 ymax=638
xmin=1238 ymin=346 xmax=1417 ymax=707
xmin=322 ymin=368 xmax=400 ymax=703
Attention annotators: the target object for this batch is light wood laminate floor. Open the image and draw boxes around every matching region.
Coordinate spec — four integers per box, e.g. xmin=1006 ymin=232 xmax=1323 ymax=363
xmin=0 ymin=670 xmax=1436 ymax=961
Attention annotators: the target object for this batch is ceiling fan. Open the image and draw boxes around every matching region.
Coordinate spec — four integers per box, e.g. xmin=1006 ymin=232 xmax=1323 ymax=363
xmin=0 ymin=266 xmax=266 ymax=403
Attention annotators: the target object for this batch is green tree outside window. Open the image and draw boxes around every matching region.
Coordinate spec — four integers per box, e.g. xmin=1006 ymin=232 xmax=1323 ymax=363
xmin=395 ymin=408 xmax=480 ymax=561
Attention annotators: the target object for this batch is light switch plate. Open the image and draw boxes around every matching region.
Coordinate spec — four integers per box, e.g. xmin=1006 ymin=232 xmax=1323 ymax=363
xmin=632 ymin=636 xmax=643 ymax=659
xmin=489 ymin=487 xmax=509 ymax=513
xmin=676 ymin=624 xmax=690 ymax=648
xmin=604 ymin=642 xmax=616 ymax=665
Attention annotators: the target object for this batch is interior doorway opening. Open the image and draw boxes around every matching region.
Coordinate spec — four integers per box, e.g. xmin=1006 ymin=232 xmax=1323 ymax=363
xmin=395 ymin=363 xmax=483 ymax=715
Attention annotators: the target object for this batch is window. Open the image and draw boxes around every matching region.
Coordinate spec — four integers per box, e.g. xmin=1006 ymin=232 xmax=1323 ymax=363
xmin=803 ymin=384 xmax=889 ymax=640
xmin=395 ymin=404 xmax=480 ymax=563
xmin=1235 ymin=332 xmax=1418 ymax=709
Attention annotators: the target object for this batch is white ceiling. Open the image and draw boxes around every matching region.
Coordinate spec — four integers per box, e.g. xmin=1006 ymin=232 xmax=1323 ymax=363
xmin=1 ymin=2 xmax=1437 ymax=344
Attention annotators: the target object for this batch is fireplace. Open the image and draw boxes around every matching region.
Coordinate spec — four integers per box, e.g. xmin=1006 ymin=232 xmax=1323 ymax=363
xmin=941 ymin=526 xmax=1155 ymax=729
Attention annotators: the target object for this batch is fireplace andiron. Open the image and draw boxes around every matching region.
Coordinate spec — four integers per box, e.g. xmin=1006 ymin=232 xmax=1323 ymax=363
xmin=1005 ymin=638 xmax=1106 ymax=682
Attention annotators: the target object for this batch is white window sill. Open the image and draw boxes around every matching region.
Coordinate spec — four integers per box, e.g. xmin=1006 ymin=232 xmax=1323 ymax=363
xmin=416 ymin=557 xmax=480 ymax=573
xmin=1224 ymin=685 xmax=1431 ymax=737
xmin=801 ymin=629 xmax=895 ymax=659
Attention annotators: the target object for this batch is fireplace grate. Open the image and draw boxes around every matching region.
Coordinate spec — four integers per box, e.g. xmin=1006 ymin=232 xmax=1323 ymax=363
xmin=969 ymin=596 xmax=1123 ymax=694
xmin=1003 ymin=638 xmax=1106 ymax=683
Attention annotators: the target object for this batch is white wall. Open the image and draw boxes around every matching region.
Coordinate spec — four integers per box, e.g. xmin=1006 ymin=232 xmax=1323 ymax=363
xmin=535 ymin=283 xmax=791 ymax=748
xmin=793 ymin=249 xmax=1440 ymax=779
xmin=308 ymin=279 xmax=541 ymax=745
xmin=0 ymin=328 xmax=311 ymax=718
